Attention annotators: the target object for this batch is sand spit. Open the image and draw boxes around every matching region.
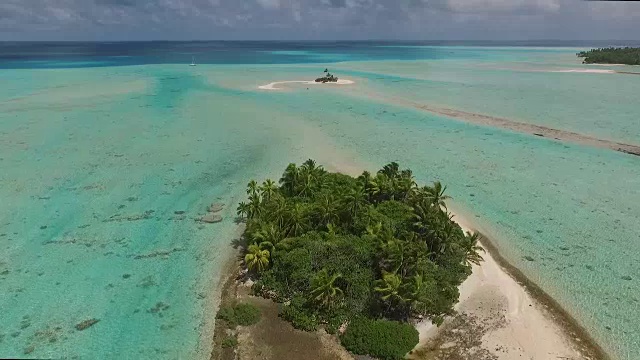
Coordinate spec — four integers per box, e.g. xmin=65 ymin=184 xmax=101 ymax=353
xmin=404 ymin=101 xmax=640 ymax=157
xmin=258 ymin=79 xmax=354 ymax=90
xmin=552 ymin=69 xmax=616 ymax=74
xmin=412 ymin=212 xmax=607 ymax=360
xmin=544 ymin=68 xmax=640 ymax=76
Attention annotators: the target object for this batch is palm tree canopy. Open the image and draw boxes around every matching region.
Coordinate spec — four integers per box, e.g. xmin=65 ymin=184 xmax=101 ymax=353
xmin=245 ymin=244 xmax=270 ymax=272
xmin=310 ymin=269 xmax=344 ymax=308
xmin=238 ymin=160 xmax=481 ymax=327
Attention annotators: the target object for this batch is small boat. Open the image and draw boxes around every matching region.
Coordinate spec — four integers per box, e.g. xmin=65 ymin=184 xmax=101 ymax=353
xmin=190 ymin=56 xmax=196 ymax=66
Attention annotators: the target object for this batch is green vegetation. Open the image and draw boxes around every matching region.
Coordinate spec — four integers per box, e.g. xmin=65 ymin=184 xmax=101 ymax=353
xmin=238 ymin=160 xmax=483 ymax=359
xmin=221 ymin=336 xmax=238 ymax=348
xmin=340 ymin=317 xmax=419 ymax=360
xmin=216 ymin=303 xmax=261 ymax=328
xmin=577 ymin=47 xmax=640 ymax=65
xmin=315 ymin=68 xmax=339 ymax=83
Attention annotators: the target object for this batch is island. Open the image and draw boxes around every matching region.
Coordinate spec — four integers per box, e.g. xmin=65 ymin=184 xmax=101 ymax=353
xmin=577 ymin=47 xmax=640 ymax=65
xmin=315 ymin=68 xmax=339 ymax=83
xmin=226 ymin=160 xmax=483 ymax=360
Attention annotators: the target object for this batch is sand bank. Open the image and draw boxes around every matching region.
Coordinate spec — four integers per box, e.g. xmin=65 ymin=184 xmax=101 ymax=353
xmin=258 ymin=79 xmax=354 ymax=90
xmin=391 ymin=97 xmax=640 ymax=157
xmin=552 ymin=69 xmax=615 ymax=74
xmin=342 ymin=87 xmax=640 ymax=156
xmin=412 ymin=211 xmax=606 ymax=360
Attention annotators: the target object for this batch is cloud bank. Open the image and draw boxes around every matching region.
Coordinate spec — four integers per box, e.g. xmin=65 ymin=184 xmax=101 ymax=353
xmin=0 ymin=0 xmax=639 ymax=40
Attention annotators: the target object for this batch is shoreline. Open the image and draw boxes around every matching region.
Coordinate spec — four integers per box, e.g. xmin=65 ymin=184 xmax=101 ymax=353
xmin=377 ymin=94 xmax=640 ymax=157
xmin=410 ymin=209 xmax=608 ymax=359
xmin=476 ymin=234 xmax=609 ymax=360
xmin=258 ymin=79 xmax=355 ymax=90
xmin=338 ymin=83 xmax=640 ymax=157
xmin=207 ymin=177 xmax=609 ymax=360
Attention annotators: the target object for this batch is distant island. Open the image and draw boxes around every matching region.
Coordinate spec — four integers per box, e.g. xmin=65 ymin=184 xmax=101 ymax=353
xmin=231 ymin=160 xmax=483 ymax=360
xmin=315 ymin=68 xmax=339 ymax=83
xmin=577 ymin=47 xmax=640 ymax=65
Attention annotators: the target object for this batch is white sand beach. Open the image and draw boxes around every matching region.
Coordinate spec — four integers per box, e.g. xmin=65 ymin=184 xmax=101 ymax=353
xmin=413 ymin=211 xmax=595 ymax=359
xmin=327 ymin=162 xmax=600 ymax=359
xmin=552 ymin=69 xmax=615 ymax=74
xmin=258 ymin=79 xmax=354 ymax=90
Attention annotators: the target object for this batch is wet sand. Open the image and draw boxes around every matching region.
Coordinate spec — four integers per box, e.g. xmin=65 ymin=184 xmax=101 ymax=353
xmin=412 ymin=212 xmax=608 ymax=360
xmin=312 ymin=80 xmax=640 ymax=157
xmin=258 ymin=79 xmax=354 ymax=90
xmin=402 ymin=99 xmax=640 ymax=157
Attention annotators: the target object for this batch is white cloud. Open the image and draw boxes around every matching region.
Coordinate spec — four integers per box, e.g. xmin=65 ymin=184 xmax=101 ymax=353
xmin=444 ymin=0 xmax=559 ymax=14
xmin=256 ymin=0 xmax=280 ymax=9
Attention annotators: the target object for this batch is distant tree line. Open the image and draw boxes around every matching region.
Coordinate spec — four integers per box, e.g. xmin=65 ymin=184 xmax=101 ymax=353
xmin=577 ymin=47 xmax=640 ymax=65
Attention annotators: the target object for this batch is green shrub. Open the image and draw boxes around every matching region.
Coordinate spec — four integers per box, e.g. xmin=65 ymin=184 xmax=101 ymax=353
xmin=280 ymin=296 xmax=319 ymax=331
xmin=233 ymin=303 xmax=262 ymax=326
xmin=326 ymin=312 xmax=348 ymax=335
xmin=221 ymin=336 xmax=238 ymax=348
xmin=216 ymin=306 xmax=238 ymax=327
xmin=216 ymin=303 xmax=261 ymax=328
xmin=340 ymin=318 xmax=419 ymax=360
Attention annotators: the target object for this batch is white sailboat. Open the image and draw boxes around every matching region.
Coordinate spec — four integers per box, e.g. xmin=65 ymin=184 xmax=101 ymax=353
xmin=190 ymin=56 xmax=197 ymax=66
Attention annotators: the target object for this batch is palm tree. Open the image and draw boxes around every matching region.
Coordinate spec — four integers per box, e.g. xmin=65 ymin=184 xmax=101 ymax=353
xmin=297 ymin=160 xmax=325 ymax=197
xmin=309 ymin=269 xmax=343 ymax=309
xmin=316 ymin=194 xmax=339 ymax=229
xmin=250 ymin=222 xmax=282 ymax=245
xmin=412 ymin=199 xmax=435 ymax=232
xmin=380 ymin=162 xmax=400 ymax=179
xmin=397 ymin=176 xmax=417 ymax=201
xmin=368 ymin=173 xmax=392 ymax=202
xmin=245 ymin=244 xmax=270 ymax=272
xmin=270 ymin=196 xmax=288 ymax=228
xmin=260 ymin=179 xmax=278 ymax=202
xmin=258 ymin=240 xmax=274 ymax=254
xmin=236 ymin=201 xmax=249 ymax=219
xmin=326 ymin=223 xmax=337 ymax=236
xmin=247 ymin=193 xmax=262 ymax=219
xmin=297 ymin=169 xmax=315 ymax=197
xmin=247 ymin=180 xmax=259 ymax=196
xmin=400 ymin=169 xmax=413 ymax=180
xmin=366 ymin=221 xmax=383 ymax=237
xmin=358 ymin=170 xmax=372 ymax=186
xmin=424 ymin=181 xmax=451 ymax=209
xmin=345 ymin=185 xmax=367 ymax=217
xmin=285 ymin=203 xmax=307 ymax=237
xmin=431 ymin=212 xmax=466 ymax=257
xmin=279 ymin=163 xmax=298 ymax=196
xmin=460 ymin=232 xmax=485 ymax=266
xmin=380 ymin=238 xmax=406 ymax=274
xmin=302 ymin=159 xmax=318 ymax=173
xmin=374 ymin=272 xmax=411 ymax=308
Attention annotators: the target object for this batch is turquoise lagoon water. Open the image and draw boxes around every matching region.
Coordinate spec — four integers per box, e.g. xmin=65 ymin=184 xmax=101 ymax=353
xmin=1 ymin=43 xmax=640 ymax=359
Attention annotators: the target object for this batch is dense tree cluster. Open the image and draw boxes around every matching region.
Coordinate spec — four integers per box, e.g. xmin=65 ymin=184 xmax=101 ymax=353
xmin=577 ymin=47 xmax=640 ymax=65
xmin=315 ymin=68 xmax=339 ymax=83
xmin=236 ymin=160 xmax=483 ymax=357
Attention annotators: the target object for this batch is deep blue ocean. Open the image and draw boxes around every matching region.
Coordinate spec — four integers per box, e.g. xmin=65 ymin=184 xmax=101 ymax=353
xmin=2 ymin=40 xmax=640 ymax=69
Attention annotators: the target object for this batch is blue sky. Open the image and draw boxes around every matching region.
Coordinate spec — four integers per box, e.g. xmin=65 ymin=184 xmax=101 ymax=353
xmin=1 ymin=0 xmax=639 ymax=41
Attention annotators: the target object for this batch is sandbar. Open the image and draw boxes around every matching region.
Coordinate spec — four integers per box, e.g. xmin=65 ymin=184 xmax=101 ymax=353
xmin=258 ymin=79 xmax=354 ymax=90
xmin=412 ymin=210 xmax=607 ymax=359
